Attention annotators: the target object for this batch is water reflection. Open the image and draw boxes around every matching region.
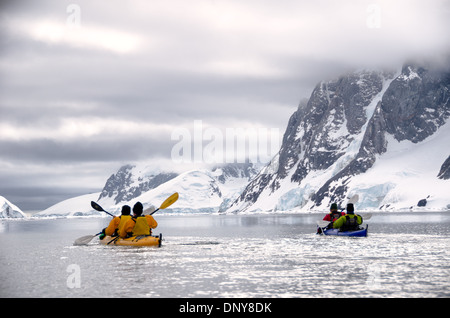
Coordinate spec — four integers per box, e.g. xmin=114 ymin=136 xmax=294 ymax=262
xmin=1 ymin=212 xmax=450 ymax=234
xmin=0 ymin=221 xmax=8 ymax=233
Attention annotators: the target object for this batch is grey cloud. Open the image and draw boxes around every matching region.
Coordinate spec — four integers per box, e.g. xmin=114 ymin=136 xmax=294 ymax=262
xmin=0 ymin=134 xmax=174 ymax=164
xmin=0 ymin=185 xmax=98 ymax=212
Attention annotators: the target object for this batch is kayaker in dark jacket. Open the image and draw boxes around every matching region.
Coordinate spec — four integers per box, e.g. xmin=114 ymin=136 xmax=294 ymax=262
xmin=333 ymin=203 xmax=362 ymax=231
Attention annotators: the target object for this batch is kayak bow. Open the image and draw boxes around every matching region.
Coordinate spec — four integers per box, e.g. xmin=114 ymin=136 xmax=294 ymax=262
xmin=318 ymin=225 xmax=368 ymax=237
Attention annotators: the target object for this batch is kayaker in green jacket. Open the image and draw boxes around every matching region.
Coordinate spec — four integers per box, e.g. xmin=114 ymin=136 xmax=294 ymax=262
xmin=333 ymin=203 xmax=362 ymax=231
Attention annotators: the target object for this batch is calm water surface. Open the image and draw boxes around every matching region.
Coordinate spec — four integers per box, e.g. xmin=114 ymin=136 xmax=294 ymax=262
xmin=1 ymin=212 xmax=449 ymax=298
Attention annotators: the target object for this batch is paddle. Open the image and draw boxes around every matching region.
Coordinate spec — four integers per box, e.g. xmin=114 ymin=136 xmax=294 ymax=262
xmin=148 ymin=192 xmax=179 ymax=215
xmin=90 ymin=201 xmax=115 ymax=217
xmin=73 ymin=202 xmax=115 ymax=245
xmin=317 ymin=220 xmax=332 ymax=228
xmin=74 ymin=231 xmax=103 ymax=246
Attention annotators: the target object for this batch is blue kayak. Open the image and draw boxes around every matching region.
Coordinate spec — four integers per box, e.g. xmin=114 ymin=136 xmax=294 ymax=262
xmin=318 ymin=224 xmax=368 ymax=237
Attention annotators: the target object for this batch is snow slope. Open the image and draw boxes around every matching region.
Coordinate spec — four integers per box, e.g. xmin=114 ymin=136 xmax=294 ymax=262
xmin=129 ymin=170 xmax=223 ymax=213
xmin=346 ymin=120 xmax=450 ymax=211
xmin=34 ymin=192 xmax=102 ymax=217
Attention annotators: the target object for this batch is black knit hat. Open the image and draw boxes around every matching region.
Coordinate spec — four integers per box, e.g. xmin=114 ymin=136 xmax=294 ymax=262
xmin=121 ymin=205 xmax=131 ymax=215
xmin=346 ymin=203 xmax=354 ymax=213
xmin=330 ymin=203 xmax=338 ymax=211
xmin=133 ymin=202 xmax=144 ymax=216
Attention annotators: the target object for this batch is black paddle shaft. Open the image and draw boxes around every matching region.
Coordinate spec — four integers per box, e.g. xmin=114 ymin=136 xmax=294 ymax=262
xmin=90 ymin=201 xmax=114 ymax=217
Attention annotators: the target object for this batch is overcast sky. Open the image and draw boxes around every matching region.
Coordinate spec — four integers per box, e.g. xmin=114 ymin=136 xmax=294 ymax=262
xmin=1 ymin=0 xmax=449 ymax=212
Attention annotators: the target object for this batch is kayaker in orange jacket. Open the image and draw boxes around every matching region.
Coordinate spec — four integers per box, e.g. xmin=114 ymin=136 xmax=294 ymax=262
xmin=100 ymin=205 xmax=132 ymax=239
xmin=119 ymin=202 xmax=158 ymax=238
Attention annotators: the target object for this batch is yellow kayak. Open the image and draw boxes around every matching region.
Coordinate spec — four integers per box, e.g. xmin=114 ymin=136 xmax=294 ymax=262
xmin=100 ymin=234 xmax=162 ymax=247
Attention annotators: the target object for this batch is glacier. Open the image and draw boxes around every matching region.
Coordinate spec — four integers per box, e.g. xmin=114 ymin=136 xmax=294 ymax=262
xmin=347 ymin=120 xmax=450 ymax=212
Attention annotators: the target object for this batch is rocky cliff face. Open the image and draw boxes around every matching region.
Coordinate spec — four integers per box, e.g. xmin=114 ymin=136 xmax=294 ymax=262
xmin=437 ymin=156 xmax=450 ymax=180
xmin=382 ymin=65 xmax=450 ymax=143
xmin=228 ymin=62 xmax=450 ymax=212
xmin=98 ymin=164 xmax=178 ymax=205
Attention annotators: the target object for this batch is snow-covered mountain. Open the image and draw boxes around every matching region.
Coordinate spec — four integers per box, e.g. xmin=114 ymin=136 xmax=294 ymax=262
xmin=97 ymin=164 xmax=178 ymax=207
xmin=34 ymin=163 xmax=261 ymax=216
xmin=228 ymin=62 xmax=450 ymax=212
xmin=34 ymin=192 xmax=102 ymax=217
xmin=93 ymin=162 xmax=259 ymax=214
xmin=106 ymin=162 xmax=260 ymax=214
xmin=0 ymin=196 xmax=27 ymax=218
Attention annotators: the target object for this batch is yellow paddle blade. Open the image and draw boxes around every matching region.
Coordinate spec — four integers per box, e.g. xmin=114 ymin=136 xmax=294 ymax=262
xmin=159 ymin=192 xmax=179 ymax=210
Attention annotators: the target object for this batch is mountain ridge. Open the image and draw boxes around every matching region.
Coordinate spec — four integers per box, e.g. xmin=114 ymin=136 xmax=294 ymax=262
xmin=228 ymin=62 xmax=450 ymax=212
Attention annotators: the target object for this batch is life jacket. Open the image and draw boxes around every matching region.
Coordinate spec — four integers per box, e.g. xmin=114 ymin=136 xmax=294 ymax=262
xmin=130 ymin=216 xmax=151 ymax=236
xmin=340 ymin=214 xmax=361 ymax=231
xmin=116 ymin=215 xmax=132 ymax=236
xmin=330 ymin=211 xmax=342 ymax=221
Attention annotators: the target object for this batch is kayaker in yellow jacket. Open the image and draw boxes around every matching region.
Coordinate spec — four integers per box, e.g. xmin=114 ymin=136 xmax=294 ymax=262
xmin=119 ymin=202 xmax=158 ymax=238
xmin=100 ymin=205 xmax=132 ymax=239
xmin=333 ymin=203 xmax=362 ymax=231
